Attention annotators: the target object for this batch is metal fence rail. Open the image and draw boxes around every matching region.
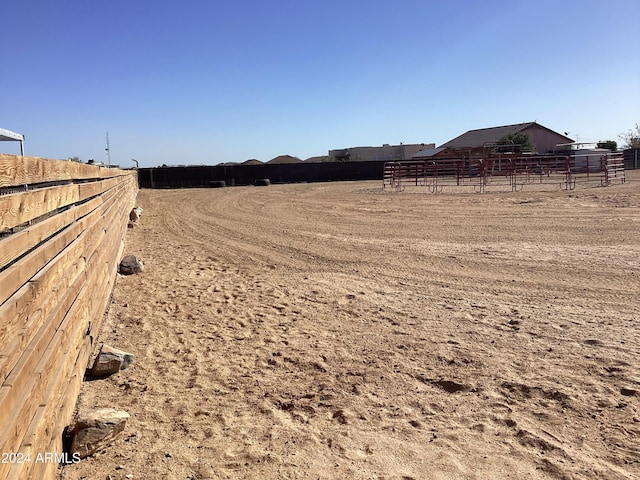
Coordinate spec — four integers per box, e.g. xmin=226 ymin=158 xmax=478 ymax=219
xmin=383 ymin=153 xmax=625 ymax=192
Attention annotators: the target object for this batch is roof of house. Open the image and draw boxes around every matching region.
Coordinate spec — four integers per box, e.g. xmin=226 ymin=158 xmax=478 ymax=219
xmin=304 ymin=155 xmax=329 ymax=163
xmin=439 ymin=122 xmax=572 ymax=149
xmin=267 ymin=155 xmax=303 ymax=164
xmin=411 ymin=147 xmax=448 ymax=158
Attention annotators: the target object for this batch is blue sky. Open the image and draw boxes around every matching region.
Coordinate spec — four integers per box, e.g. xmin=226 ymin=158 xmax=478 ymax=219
xmin=1 ymin=0 xmax=638 ymax=167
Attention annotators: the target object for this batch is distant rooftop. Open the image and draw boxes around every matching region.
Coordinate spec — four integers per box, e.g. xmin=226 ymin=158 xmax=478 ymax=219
xmin=242 ymin=159 xmax=264 ymax=165
xmin=267 ymin=155 xmax=303 ymax=164
xmin=411 ymin=147 xmax=448 ymax=158
xmin=439 ymin=122 xmax=573 ymax=150
xmin=440 ymin=122 xmax=538 ymax=149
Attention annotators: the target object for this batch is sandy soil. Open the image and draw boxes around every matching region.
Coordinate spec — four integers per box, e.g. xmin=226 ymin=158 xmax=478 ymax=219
xmin=61 ymin=173 xmax=640 ymax=480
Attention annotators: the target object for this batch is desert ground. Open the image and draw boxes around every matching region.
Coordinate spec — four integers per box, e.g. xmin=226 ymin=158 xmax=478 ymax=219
xmin=61 ymin=172 xmax=640 ymax=480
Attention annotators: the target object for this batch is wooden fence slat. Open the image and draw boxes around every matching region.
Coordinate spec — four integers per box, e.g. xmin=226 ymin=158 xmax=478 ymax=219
xmin=0 ymin=252 xmax=87 ymax=389
xmin=77 ymin=176 xmax=123 ymax=200
xmin=0 ymin=279 xmax=89 ymax=480
xmin=0 ymin=155 xmax=73 ymax=187
xmin=0 ymin=268 xmax=91 ymax=449
xmin=0 ymin=173 xmax=132 ymax=233
xmin=0 ymin=228 xmax=90 ymax=364
xmin=0 ymin=273 xmax=85 ymax=438
xmin=6 ymin=285 xmax=93 ymax=480
xmin=0 ymin=184 xmax=79 ymax=233
xmin=8 ymin=337 xmax=90 ymax=480
xmin=0 ymin=154 xmax=130 ymax=188
xmin=0 ymin=172 xmax=130 ymax=306
xmin=0 ymin=187 xmax=118 ymax=387
xmin=86 ymin=196 xmax=130 ymax=338
xmin=26 ymin=244 xmax=112 ymax=467
xmin=0 ymin=202 xmax=96 ymax=307
xmin=0 ymin=177 xmax=124 ymax=402
xmin=5 ymin=444 xmax=33 ymax=480
xmin=0 ymin=195 xmax=101 ymax=270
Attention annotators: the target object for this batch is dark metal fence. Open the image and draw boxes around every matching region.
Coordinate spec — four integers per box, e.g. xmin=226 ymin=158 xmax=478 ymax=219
xmin=137 ymin=161 xmax=385 ymax=188
xmin=624 ymin=148 xmax=640 ymax=170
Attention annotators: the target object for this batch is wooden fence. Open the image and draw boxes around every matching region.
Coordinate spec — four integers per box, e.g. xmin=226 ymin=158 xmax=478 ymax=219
xmin=0 ymin=154 xmax=137 ymax=480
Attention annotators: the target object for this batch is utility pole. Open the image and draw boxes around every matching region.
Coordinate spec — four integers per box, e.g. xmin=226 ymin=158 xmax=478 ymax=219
xmin=105 ymin=131 xmax=111 ymax=166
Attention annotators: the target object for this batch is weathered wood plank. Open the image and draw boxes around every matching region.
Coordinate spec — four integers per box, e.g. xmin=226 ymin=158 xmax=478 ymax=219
xmin=0 ymin=154 xmax=129 ymax=188
xmin=0 ymin=252 xmax=86 ymax=391
xmin=0 ymin=200 xmax=98 ymax=310
xmin=0 ymin=279 xmax=90 ymax=476
xmin=7 ymin=289 xmax=95 ymax=480
xmin=37 ymin=434 xmax=63 ymax=480
xmin=4 ymin=444 xmax=33 ymax=480
xmin=0 ymin=274 xmax=84 ymax=430
xmin=77 ymin=176 xmax=123 ymax=200
xmin=56 ymin=337 xmax=91 ymax=441
xmin=85 ymin=218 xmax=124 ymax=338
xmin=0 ymin=172 xmax=135 ymax=369
xmin=0 ymin=186 xmax=114 ymax=377
xmin=0 ymin=172 xmax=134 ymax=234
xmin=0 ymin=154 xmax=80 ymax=187
xmin=0 ymin=195 xmax=101 ymax=269
xmin=0 ymin=170 xmax=132 ymax=298
xmin=0 ymin=229 xmax=90 ymax=366
xmin=0 ymin=184 xmax=79 ymax=233
xmin=0 ymin=190 xmax=115 ymax=385
xmin=23 ymin=338 xmax=87 ymax=479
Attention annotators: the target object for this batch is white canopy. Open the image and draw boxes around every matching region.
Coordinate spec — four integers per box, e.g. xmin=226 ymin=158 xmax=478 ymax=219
xmin=0 ymin=127 xmax=24 ymax=155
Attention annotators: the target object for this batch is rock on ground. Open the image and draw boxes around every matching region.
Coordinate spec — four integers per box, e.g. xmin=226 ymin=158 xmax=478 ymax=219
xmin=118 ymin=255 xmax=144 ymax=275
xmin=90 ymin=344 xmax=136 ymax=377
xmin=69 ymin=408 xmax=130 ymax=459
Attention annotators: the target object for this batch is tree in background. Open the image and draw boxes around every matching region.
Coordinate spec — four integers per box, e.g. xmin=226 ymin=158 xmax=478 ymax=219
xmin=496 ymin=132 xmax=533 ymax=153
xmin=68 ymin=156 xmax=82 ymax=162
xmin=619 ymin=124 xmax=640 ymax=149
xmin=596 ymin=140 xmax=617 ymax=151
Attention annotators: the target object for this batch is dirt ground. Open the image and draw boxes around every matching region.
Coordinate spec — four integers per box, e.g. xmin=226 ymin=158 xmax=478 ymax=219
xmin=60 ymin=172 xmax=640 ymax=480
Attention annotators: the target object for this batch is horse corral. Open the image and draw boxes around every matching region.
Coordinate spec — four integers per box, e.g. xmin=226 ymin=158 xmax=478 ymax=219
xmin=383 ymin=152 xmax=625 ymax=193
